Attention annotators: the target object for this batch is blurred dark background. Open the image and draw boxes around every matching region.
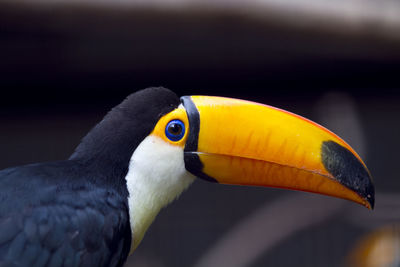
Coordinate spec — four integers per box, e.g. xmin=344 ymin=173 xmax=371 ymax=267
xmin=1 ymin=1 xmax=400 ymax=266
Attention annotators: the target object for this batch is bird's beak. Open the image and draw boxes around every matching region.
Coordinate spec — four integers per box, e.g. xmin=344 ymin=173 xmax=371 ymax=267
xmin=181 ymin=96 xmax=374 ymax=209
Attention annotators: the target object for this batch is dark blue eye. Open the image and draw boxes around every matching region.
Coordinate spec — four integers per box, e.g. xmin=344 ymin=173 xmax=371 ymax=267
xmin=165 ymin=120 xmax=185 ymax=141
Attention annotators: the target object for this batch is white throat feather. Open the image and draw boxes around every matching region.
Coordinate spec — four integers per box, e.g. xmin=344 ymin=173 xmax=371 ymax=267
xmin=125 ymin=135 xmax=195 ymax=253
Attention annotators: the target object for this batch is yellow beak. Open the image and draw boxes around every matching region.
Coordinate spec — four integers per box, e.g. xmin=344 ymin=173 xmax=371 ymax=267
xmin=181 ymin=95 xmax=374 ymax=209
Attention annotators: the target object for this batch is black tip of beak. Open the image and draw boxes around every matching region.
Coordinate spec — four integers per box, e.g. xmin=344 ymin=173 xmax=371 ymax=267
xmin=321 ymin=141 xmax=375 ymax=209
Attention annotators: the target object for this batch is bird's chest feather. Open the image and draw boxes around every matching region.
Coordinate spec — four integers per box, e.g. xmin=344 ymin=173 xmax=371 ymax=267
xmin=125 ymin=135 xmax=196 ymax=252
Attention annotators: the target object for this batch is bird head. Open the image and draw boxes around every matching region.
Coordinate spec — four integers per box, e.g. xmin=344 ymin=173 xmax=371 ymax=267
xmin=73 ymin=87 xmax=374 ymax=253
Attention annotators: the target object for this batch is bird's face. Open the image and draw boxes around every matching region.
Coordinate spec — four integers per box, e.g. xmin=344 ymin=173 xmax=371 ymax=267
xmin=125 ymin=92 xmax=374 ymax=252
xmin=126 ymin=103 xmax=195 ymax=251
xmin=150 ymin=103 xmax=190 ymax=149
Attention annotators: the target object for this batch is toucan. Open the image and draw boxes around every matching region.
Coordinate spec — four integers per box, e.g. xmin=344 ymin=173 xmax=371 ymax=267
xmin=0 ymin=87 xmax=374 ymax=267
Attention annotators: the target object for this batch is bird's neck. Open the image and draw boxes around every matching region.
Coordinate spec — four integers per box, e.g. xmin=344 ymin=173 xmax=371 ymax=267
xmin=125 ymin=135 xmax=195 ymax=253
xmin=127 ymin=181 xmax=165 ymax=253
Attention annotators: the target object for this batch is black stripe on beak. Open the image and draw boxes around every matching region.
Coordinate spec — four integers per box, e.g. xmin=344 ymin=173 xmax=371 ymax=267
xmin=181 ymin=96 xmax=217 ymax=183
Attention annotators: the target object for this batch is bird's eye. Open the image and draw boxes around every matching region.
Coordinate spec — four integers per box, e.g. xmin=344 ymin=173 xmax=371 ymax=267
xmin=165 ymin=120 xmax=185 ymax=141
